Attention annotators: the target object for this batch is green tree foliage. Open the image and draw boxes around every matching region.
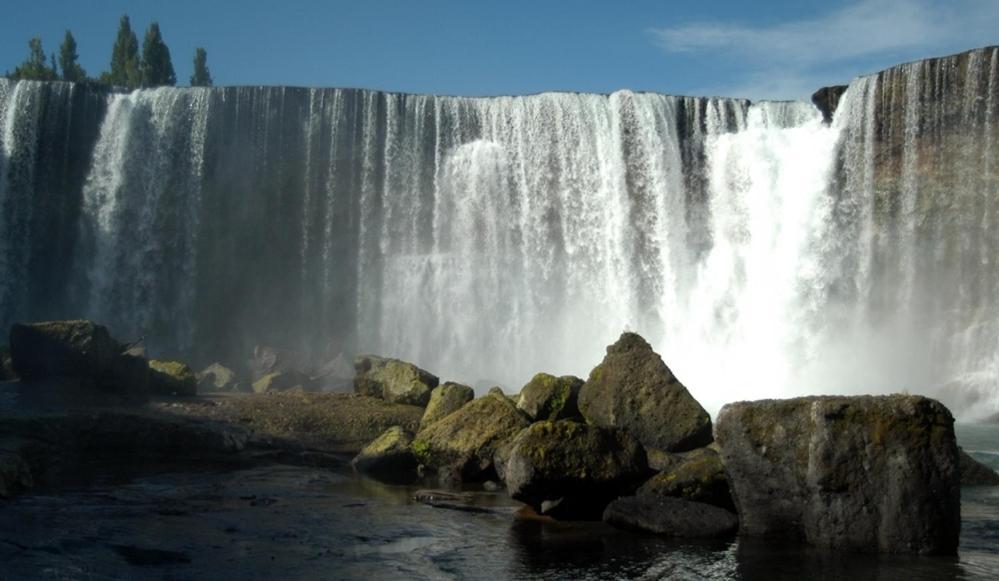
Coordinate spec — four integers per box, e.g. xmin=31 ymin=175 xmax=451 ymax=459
xmin=108 ymin=14 xmax=140 ymax=88
xmin=190 ymin=47 xmax=212 ymax=87
xmin=9 ymin=36 xmax=57 ymax=81
xmin=59 ymin=30 xmax=88 ymax=82
xmin=140 ymin=22 xmax=176 ymax=87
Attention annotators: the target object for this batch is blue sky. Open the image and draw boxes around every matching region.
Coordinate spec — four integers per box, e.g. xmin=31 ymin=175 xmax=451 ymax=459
xmin=1 ymin=0 xmax=997 ymax=100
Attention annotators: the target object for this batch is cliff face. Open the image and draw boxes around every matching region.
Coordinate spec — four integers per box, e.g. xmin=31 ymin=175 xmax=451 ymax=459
xmin=1 ymin=47 xmax=997 ymax=418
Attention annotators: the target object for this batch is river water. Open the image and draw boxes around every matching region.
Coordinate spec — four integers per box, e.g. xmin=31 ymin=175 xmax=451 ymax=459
xmin=0 ymin=424 xmax=996 ymax=580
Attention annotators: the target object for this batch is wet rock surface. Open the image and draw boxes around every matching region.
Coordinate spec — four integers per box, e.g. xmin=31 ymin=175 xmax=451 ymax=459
xmin=603 ymin=495 xmax=739 ymax=538
xmin=716 ymin=395 xmax=961 ymax=554
xmin=577 ymin=332 xmax=712 ymax=453
xmin=351 ymin=426 xmax=419 ymax=483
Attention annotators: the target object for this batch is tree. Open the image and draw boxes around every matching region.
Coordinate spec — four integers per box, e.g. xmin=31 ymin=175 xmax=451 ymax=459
xmin=190 ymin=47 xmax=212 ymax=87
xmin=59 ymin=30 xmax=88 ymax=82
xmin=140 ymin=22 xmax=176 ymax=87
xmin=108 ymin=14 xmax=140 ymax=88
xmin=10 ymin=36 xmax=57 ymax=81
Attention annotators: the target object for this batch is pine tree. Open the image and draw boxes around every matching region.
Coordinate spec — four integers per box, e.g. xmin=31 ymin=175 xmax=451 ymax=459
xmin=59 ymin=30 xmax=88 ymax=82
xmin=108 ymin=14 xmax=140 ymax=88
xmin=140 ymin=22 xmax=176 ymax=87
xmin=190 ymin=47 xmax=212 ymax=87
xmin=10 ymin=36 xmax=57 ymax=81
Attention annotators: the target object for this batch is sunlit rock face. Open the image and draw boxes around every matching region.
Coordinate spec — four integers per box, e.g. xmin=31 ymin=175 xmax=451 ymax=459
xmin=0 ymin=47 xmax=997 ymax=419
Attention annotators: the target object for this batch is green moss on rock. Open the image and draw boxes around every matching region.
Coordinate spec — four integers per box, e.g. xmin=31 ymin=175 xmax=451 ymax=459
xmin=149 ymin=360 xmax=197 ymax=396
xmin=517 ymin=373 xmax=583 ymax=421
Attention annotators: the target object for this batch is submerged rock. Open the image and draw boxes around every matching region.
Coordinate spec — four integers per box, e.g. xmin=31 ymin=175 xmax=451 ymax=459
xmin=959 ymin=447 xmax=999 ymax=486
xmin=603 ymin=496 xmax=738 ymax=538
xmin=351 ymin=426 xmax=418 ymax=483
xmin=420 ymin=382 xmax=474 ymax=428
xmin=504 ymin=420 xmax=648 ymax=520
xmin=516 ymin=373 xmax=583 ymax=421
xmin=149 ymin=360 xmax=198 ymax=396
xmin=197 ymin=363 xmax=241 ymax=392
xmin=354 ymin=355 xmax=439 ymax=407
xmin=412 ymin=489 xmax=496 ymax=513
xmin=638 ymin=446 xmax=735 ymax=511
xmin=716 ymin=395 xmax=960 ymax=554
xmin=577 ymin=332 xmax=712 ymax=452
xmin=412 ymin=390 xmax=529 ymax=481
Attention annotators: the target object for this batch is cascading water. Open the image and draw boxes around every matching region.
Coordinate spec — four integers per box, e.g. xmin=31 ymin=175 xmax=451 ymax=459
xmin=0 ymin=47 xmax=996 ymax=419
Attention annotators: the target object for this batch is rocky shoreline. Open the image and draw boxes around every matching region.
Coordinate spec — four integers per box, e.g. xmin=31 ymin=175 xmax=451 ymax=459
xmin=2 ymin=320 xmax=998 ymax=558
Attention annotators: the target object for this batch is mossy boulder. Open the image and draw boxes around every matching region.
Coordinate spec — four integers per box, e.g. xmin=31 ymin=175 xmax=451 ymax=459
xmin=8 ymin=320 xmax=122 ymax=384
xmin=420 ymin=382 xmax=474 ymax=428
xmin=503 ymin=420 xmax=648 ymax=520
xmin=716 ymin=395 xmax=960 ymax=554
xmin=638 ymin=446 xmax=734 ymax=511
xmin=251 ymin=371 xmax=315 ymax=394
xmin=959 ymin=447 xmax=999 ymax=486
xmin=577 ymin=332 xmax=712 ymax=452
xmin=351 ymin=426 xmax=419 ymax=483
xmin=603 ymin=496 xmax=738 ymax=538
xmin=412 ymin=391 xmax=529 ymax=481
xmin=354 ymin=355 xmax=439 ymax=407
xmin=197 ymin=363 xmax=241 ymax=392
xmin=149 ymin=360 xmax=198 ymax=396
xmin=517 ymin=373 xmax=583 ymax=421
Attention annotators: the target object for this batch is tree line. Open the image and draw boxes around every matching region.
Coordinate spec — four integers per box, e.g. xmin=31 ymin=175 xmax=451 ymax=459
xmin=4 ymin=14 xmax=213 ymax=88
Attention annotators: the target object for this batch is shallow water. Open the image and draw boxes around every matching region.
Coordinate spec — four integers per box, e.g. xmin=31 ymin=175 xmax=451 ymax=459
xmin=1 ymin=425 xmax=996 ymax=580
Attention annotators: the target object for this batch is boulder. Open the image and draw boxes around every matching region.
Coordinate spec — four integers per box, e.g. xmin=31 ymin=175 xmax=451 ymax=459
xmin=351 ymin=426 xmax=418 ymax=483
xmin=106 ymin=352 xmax=151 ymax=394
xmin=603 ymin=496 xmax=738 ymax=538
xmin=9 ymin=320 xmax=122 ymax=384
xmin=1 ymin=345 xmax=17 ymax=381
xmin=517 ymin=373 xmax=583 ymax=421
xmin=197 ymin=363 xmax=241 ymax=392
xmin=504 ymin=420 xmax=648 ymax=519
xmin=149 ymin=360 xmax=198 ymax=396
xmin=0 ymin=439 xmax=34 ymax=498
xmin=577 ymin=332 xmax=712 ymax=452
xmin=354 ymin=355 xmax=438 ymax=406
xmin=959 ymin=447 xmax=999 ymax=486
xmin=313 ymin=352 xmax=354 ymax=392
xmin=716 ymin=395 xmax=960 ymax=554
xmin=248 ymin=345 xmax=312 ymax=381
xmin=412 ymin=391 xmax=529 ymax=481
xmin=639 ymin=446 xmax=735 ymax=511
xmin=811 ymin=85 xmax=849 ymax=124
xmin=251 ymin=371 xmax=315 ymax=393
xmin=420 ymin=382 xmax=474 ymax=428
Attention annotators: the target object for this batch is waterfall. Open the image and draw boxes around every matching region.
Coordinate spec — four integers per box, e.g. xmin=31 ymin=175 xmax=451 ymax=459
xmin=0 ymin=47 xmax=996 ymax=419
